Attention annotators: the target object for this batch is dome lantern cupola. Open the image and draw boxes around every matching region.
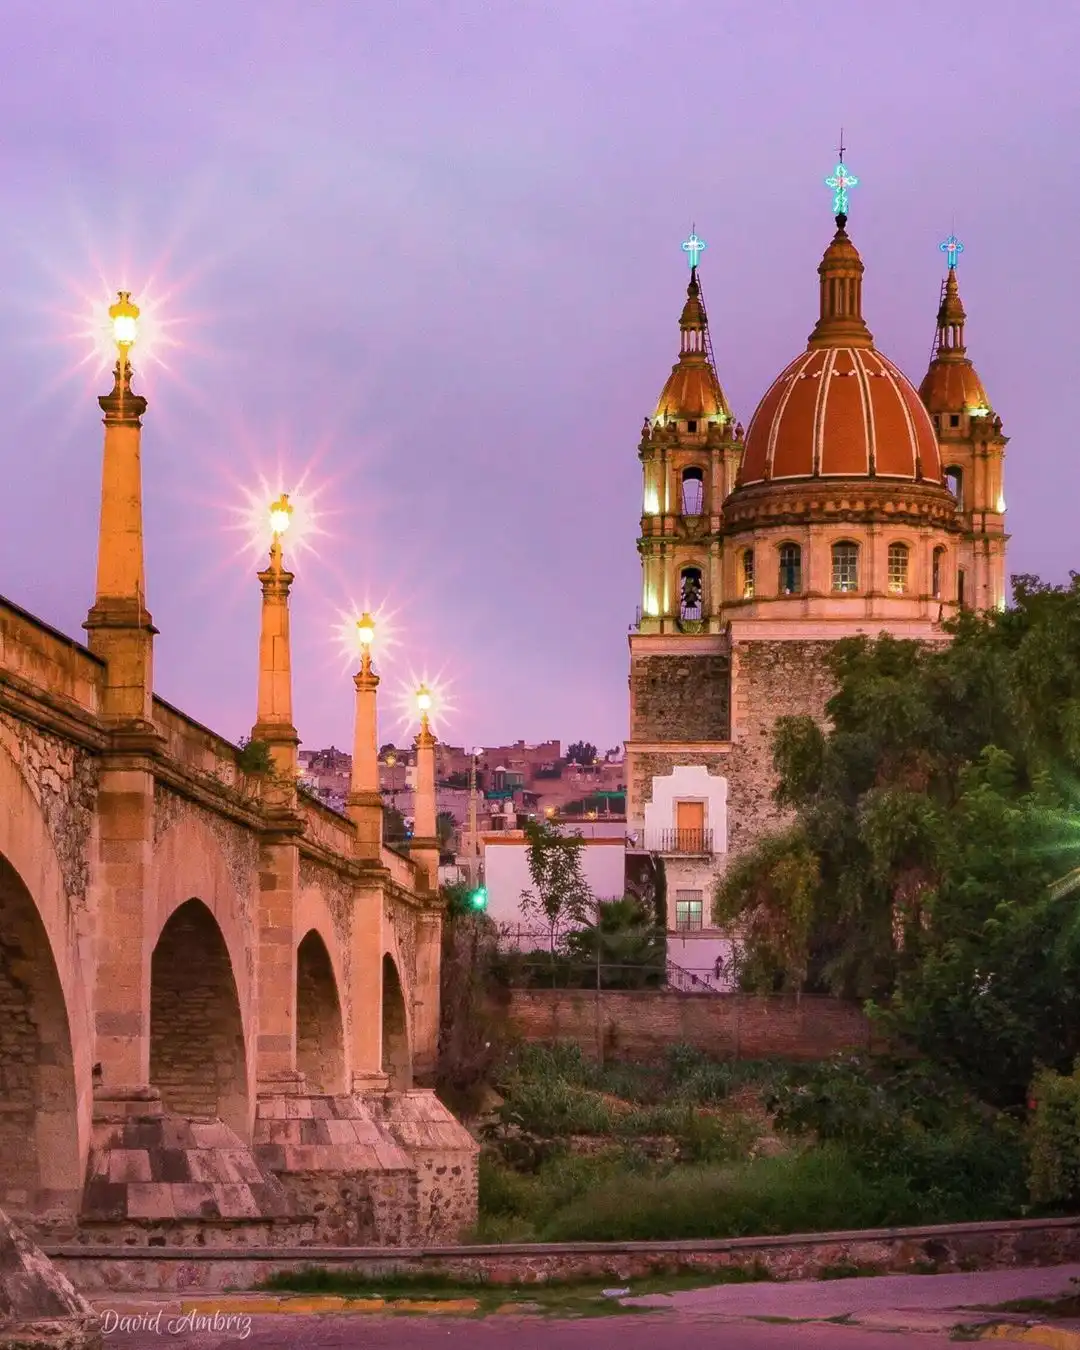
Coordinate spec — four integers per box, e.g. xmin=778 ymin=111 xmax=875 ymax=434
xmin=919 ymin=235 xmax=992 ymax=417
xmin=652 ymin=230 xmax=732 ymax=425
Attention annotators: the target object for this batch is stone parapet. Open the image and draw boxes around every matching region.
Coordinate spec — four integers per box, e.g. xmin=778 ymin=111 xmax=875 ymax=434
xmin=44 ymin=1214 xmax=1080 ymax=1294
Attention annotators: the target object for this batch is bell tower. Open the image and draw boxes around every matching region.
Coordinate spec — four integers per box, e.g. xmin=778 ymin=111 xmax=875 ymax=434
xmin=627 ymin=231 xmax=741 ymax=840
xmin=637 ymin=232 xmax=744 ymax=635
xmin=918 ymin=235 xmax=1008 ymax=611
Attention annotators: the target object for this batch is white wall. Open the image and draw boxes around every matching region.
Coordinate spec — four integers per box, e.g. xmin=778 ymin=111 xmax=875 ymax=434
xmin=642 ymin=764 xmax=728 ymax=853
xmin=666 ymin=935 xmax=736 ymax=991
xmin=482 ymin=835 xmax=626 ymax=943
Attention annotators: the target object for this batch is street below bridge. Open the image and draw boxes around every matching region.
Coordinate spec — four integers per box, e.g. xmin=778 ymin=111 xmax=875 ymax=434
xmin=94 ymin=1264 xmax=1080 ymax=1349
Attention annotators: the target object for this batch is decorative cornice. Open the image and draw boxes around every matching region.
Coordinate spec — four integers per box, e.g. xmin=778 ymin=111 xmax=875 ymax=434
xmin=98 ymin=362 xmax=148 ymax=426
xmin=721 ymin=477 xmax=961 ymax=535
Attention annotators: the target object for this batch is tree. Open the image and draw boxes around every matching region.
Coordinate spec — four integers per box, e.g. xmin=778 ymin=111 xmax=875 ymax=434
xmin=563 ymin=896 xmax=666 ymax=988
xmin=714 ymin=574 xmax=1080 ymax=1103
xmin=519 ymin=818 xmax=593 ymax=951
xmin=566 ymin=741 xmax=597 ymax=766
xmin=436 ymin=810 xmax=457 ymax=857
xmin=383 ymin=803 xmax=407 ymax=842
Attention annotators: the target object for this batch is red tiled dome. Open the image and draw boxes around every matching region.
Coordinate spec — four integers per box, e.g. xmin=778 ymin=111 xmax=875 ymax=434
xmin=740 ymin=345 xmax=943 ymax=484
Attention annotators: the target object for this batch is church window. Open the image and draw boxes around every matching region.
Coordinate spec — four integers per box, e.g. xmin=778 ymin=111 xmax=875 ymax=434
xmin=958 ymin=568 xmax=967 ymax=608
xmin=887 ymin=542 xmax=910 ymax=594
xmin=778 ymin=543 xmax=801 ymax=595
xmin=679 ymin=567 xmax=703 ymax=621
xmin=932 ymin=546 xmax=945 ymax=599
xmin=831 ymin=540 xmax=859 ymax=593
xmin=949 ymin=414 xmax=960 ymax=427
xmin=945 ymin=466 xmax=964 ymax=509
xmin=681 ymin=466 xmax=705 ymax=515
xmin=687 ymin=420 xmax=698 ymax=433
xmin=675 ymin=890 xmax=704 ymax=932
xmin=741 ymin=548 xmax=755 ymax=599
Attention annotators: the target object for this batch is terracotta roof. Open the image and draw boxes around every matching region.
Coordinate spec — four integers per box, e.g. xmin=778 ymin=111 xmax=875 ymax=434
xmin=740 ymin=345 xmax=942 ymax=484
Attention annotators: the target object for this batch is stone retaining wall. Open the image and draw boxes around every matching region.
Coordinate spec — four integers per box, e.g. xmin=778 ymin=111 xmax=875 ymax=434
xmin=48 ymin=1216 xmax=1080 ymax=1293
xmin=502 ymin=988 xmax=884 ymax=1060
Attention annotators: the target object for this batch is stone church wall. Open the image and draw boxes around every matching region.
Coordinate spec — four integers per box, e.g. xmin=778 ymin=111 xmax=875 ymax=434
xmin=630 ymin=653 xmax=731 ymax=742
xmin=725 ymin=639 xmax=836 ymax=856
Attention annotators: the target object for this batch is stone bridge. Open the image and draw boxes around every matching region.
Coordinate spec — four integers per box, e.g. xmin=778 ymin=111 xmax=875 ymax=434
xmin=0 ymin=312 xmax=476 ymax=1255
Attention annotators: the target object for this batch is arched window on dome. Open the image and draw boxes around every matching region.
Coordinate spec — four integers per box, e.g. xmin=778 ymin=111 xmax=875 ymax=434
xmin=945 ymin=466 xmax=964 ymax=511
xmin=831 ymin=541 xmax=859 ymax=594
xmin=680 ymin=466 xmax=705 ymax=516
xmin=679 ymin=567 xmax=704 ymax=622
xmin=778 ymin=543 xmax=802 ymax=596
xmin=741 ymin=549 xmax=755 ymax=599
xmin=887 ymin=542 xmax=910 ymax=595
xmin=932 ymin=547 xmax=946 ymax=600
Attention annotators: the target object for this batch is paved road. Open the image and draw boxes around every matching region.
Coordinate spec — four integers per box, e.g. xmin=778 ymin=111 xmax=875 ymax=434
xmin=100 ymin=1311 xmax=1033 ymax=1348
xmin=98 ymin=1264 xmax=1080 ymax=1348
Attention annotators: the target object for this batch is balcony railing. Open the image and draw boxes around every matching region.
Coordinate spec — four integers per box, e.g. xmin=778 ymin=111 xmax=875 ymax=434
xmin=652 ymin=828 xmax=714 ymax=855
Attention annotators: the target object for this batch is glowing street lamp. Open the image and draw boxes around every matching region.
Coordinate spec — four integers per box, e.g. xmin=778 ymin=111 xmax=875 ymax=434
xmin=269 ymin=493 xmax=293 ymax=537
xmin=355 ymin=610 xmax=376 ymax=649
xmin=353 ymin=610 xmax=376 ymax=676
xmin=415 ymin=682 xmax=433 ymax=728
xmin=109 ymin=291 xmax=140 ymax=356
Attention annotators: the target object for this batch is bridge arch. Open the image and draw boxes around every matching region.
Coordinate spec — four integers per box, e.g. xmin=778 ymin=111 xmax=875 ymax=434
xmin=296 ymin=929 xmax=345 ymax=1094
xmin=381 ymin=953 xmax=412 ymax=1089
xmin=0 ymin=739 xmax=90 ymax=1228
xmin=152 ymin=816 xmax=256 ymax=1138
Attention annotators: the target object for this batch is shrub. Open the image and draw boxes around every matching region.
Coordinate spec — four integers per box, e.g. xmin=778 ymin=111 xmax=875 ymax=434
xmin=1028 ymin=1063 xmax=1080 ymax=1207
xmin=766 ymin=1054 xmax=1026 ymax=1217
xmin=538 ymin=1145 xmax=922 ymax=1242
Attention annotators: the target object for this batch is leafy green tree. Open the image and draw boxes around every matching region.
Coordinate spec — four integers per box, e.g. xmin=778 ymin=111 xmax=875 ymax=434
xmin=519 ymin=818 xmax=593 ymax=952
xmin=714 ymin=574 xmax=1080 ymax=1103
xmin=563 ymin=896 xmax=666 ymax=988
xmin=566 ymin=741 xmax=598 ymax=766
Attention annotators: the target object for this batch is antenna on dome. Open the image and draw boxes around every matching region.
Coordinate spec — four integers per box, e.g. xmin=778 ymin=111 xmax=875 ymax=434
xmin=825 ymin=133 xmax=858 ymax=230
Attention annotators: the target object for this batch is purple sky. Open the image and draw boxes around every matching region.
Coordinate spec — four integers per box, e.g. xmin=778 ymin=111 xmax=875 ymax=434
xmin=0 ymin=1 xmax=1072 ymax=755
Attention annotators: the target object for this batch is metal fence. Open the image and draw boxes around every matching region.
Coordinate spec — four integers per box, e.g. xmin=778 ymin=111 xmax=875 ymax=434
xmin=492 ymin=926 xmax=725 ymax=991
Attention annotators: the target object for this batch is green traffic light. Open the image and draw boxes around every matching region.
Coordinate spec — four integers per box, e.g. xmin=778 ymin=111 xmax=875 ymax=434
xmin=470 ymin=887 xmax=487 ymax=910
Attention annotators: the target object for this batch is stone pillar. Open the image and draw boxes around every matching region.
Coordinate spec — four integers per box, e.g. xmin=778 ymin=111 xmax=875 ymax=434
xmin=251 ymin=536 xmax=299 ymax=785
xmin=411 ymin=719 xmax=439 ymax=895
xmin=347 ymin=650 xmax=382 ymax=860
xmin=410 ymin=906 xmax=444 ymax=1083
xmin=84 ymin=353 xmax=155 ymax=726
xmin=83 ymin=330 xmax=160 ymax=1095
xmin=350 ymin=880 xmax=387 ymax=1088
xmin=255 ymin=827 xmax=302 ymax=1098
xmin=250 ymin=533 xmax=303 ymax=1098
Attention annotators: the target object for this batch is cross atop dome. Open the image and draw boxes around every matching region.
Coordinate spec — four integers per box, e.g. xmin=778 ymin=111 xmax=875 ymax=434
xmin=825 ymin=130 xmax=858 ymax=226
xmin=682 ymin=228 xmax=706 ymax=272
xmin=940 ymin=233 xmax=964 ymax=270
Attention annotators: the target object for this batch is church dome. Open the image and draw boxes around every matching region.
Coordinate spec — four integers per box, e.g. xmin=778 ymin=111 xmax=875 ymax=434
xmin=736 ymin=217 xmax=943 ymax=487
xmin=740 ymin=345 xmax=942 ymax=483
xmin=653 ymin=270 xmax=732 ymax=422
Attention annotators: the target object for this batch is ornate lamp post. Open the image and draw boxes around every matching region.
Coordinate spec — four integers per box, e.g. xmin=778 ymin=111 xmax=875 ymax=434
xmin=347 ymin=612 xmax=383 ymax=858
xmin=251 ymin=493 xmax=298 ymax=781
xmin=411 ymin=684 xmax=439 ymax=893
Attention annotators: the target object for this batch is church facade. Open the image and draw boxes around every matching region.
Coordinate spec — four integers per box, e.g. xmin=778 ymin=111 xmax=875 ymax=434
xmin=626 ymin=186 xmax=1008 ymax=982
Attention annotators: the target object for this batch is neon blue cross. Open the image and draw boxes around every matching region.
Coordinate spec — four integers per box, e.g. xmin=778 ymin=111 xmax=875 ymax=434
xmin=940 ymin=234 xmax=964 ymax=268
xmin=682 ymin=230 xmax=706 ymax=270
xmin=825 ymin=162 xmax=859 ymax=216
